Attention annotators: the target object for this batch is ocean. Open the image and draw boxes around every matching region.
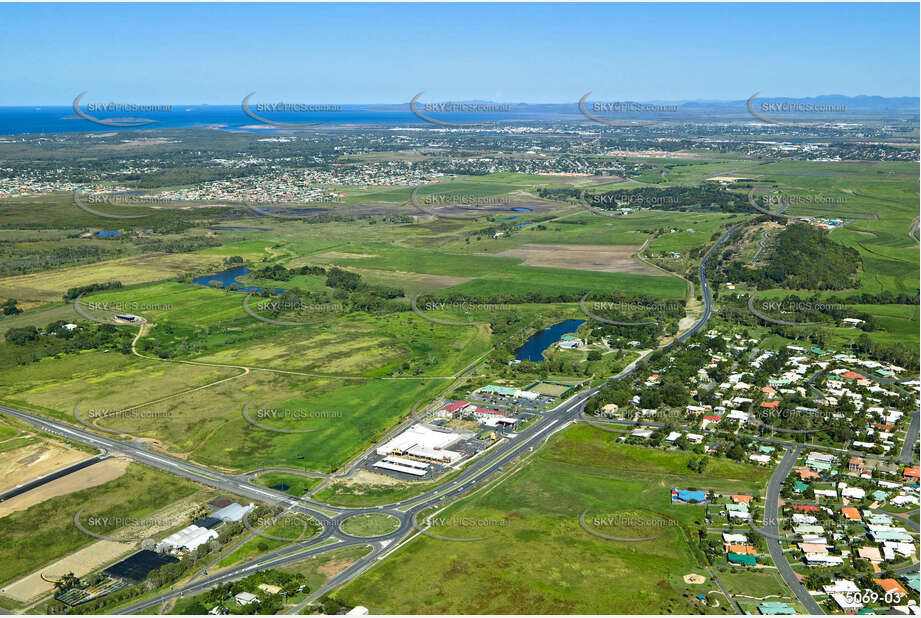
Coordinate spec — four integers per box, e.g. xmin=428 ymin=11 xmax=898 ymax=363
xmin=0 ymin=105 xmax=579 ymax=135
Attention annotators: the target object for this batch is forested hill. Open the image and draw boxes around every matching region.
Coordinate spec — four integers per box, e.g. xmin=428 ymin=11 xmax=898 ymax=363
xmin=728 ymin=223 xmax=862 ymax=290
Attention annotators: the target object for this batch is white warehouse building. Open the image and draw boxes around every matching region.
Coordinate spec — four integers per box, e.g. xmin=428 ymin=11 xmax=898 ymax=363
xmin=156 ymin=524 xmax=218 ymax=554
xmin=376 ymin=423 xmax=463 ymax=464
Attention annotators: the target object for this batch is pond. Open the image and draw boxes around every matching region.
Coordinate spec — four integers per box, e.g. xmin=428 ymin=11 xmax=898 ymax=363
xmin=515 ymin=319 xmax=585 ymax=362
xmin=191 ymin=265 xmax=285 ymax=293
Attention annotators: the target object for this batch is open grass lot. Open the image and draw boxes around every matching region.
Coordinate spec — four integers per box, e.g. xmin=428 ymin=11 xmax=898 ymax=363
xmin=338 ymin=513 xmax=400 ymax=537
xmin=191 ymin=375 xmax=449 ymax=473
xmin=217 ymin=513 xmax=322 ymax=568
xmin=619 ymin=158 xmax=769 ymax=186
xmin=0 ymin=463 xmax=199 ymax=589
xmin=330 ymin=424 xmax=770 ymax=614
xmin=253 ymin=472 xmax=323 ymax=496
xmin=0 ymin=348 xmax=448 ymax=473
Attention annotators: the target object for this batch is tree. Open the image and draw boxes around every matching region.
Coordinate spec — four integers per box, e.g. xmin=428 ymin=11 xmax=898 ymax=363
xmin=2 ymin=298 xmax=22 ymax=315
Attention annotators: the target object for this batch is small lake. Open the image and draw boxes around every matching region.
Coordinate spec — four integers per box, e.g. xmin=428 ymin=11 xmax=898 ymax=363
xmin=192 ymin=265 xmax=284 ymax=293
xmin=502 ymin=216 xmax=519 ymax=220
xmin=511 ymin=207 xmax=532 ymax=212
xmin=96 ymin=230 xmax=120 ymax=237
xmin=515 ymin=319 xmax=585 ymax=362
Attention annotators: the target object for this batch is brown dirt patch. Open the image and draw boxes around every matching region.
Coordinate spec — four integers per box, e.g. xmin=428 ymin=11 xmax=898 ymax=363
xmin=495 ymin=244 xmax=665 ymax=276
xmin=316 ymin=557 xmax=357 ymax=579
xmin=0 ymin=458 xmax=129 ymax=518
xmin=342 ymin=469 xmax=407 ymax=488
xmin=684 ymin=573 xmax=707 ymax=584
xmin=0 ymin=440 xmax=88 ymax=495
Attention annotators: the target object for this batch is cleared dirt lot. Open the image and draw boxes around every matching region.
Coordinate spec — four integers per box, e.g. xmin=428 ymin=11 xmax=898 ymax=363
xmin=496 ymin=244 xmax=666 ymax=276
xmin=0 ymin=440 xmax=88 ymax=495
xmin=0 ymin=458 xmax=129 ymax=518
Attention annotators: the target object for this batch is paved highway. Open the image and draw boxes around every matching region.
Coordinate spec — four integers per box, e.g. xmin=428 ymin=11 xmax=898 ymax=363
xmin=677 ymin=225 xmax=737 ymax=344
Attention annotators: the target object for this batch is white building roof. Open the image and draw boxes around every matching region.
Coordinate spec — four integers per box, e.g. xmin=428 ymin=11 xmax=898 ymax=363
xmin=377 ymin=423 xmax=461 ymax=459
xmin=156 ymin=524 xmax=218 ymax=552
xmin=212 ymin=502 xmax=255 ymax=522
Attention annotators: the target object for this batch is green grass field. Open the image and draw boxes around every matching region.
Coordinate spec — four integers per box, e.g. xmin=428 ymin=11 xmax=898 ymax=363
xmin=338 ymin=513 xmax=400 ymax=537
xmin=252 ymin=472 xmax=323 ymax=496
xmin=330 ymin=424 xmax=770 ymax=613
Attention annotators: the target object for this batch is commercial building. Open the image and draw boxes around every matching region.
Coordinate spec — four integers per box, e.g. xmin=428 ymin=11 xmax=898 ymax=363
xmin=376 ymin=423 xmax=463 ymax=464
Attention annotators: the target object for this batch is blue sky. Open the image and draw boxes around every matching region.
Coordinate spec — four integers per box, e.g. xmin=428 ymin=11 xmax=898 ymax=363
xmin=1 ymin=3 xmax=917 ymax=105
